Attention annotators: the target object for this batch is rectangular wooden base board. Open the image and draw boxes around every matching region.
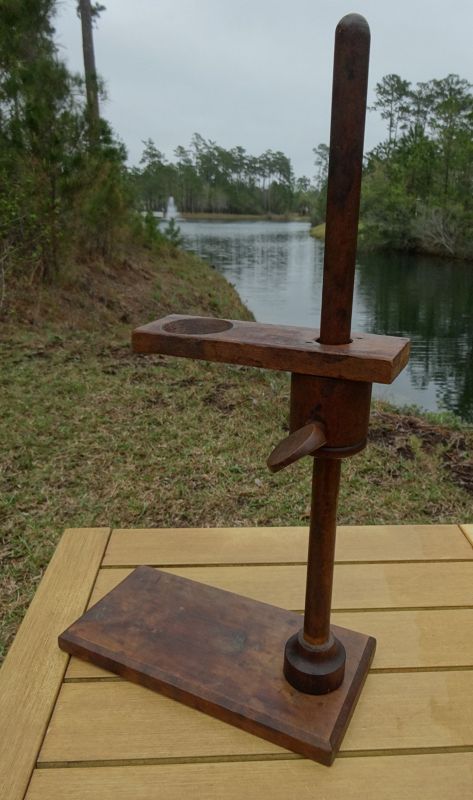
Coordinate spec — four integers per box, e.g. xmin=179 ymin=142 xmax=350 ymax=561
xmin=59 ymin=566 xmax=375 ymax=766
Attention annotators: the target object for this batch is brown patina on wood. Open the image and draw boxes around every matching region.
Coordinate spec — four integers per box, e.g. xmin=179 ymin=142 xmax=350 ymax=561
xmin=59 ymin=566 xmax=375 ymax=766
xmin=132 ymin=315 xmax=409 ymax=385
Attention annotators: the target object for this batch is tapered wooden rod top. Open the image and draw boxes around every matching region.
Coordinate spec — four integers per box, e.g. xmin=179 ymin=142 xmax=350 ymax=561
xmin=319 ymin=14 xmax=370 ymax=346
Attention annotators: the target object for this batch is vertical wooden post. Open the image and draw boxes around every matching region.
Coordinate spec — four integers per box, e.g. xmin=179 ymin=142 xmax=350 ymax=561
xmin=303 ymin=459 xmax=341 ymax=646
xmin=319 ymin=14 xmax=370 ymax=346
xmin=284 ymin=14 xmax=371 ymax=695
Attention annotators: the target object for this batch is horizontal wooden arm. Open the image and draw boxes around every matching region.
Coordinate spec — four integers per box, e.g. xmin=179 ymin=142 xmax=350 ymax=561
xmin=132 ymin=315 xmax=410 ymax=385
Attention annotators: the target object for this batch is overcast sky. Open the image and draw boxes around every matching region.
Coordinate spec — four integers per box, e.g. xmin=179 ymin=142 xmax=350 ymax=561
xmin=54 ymin=1 xmax=473 ymax=179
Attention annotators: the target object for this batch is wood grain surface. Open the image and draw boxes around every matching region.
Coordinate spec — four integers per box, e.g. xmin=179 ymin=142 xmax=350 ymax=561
xmin=89 ymin=561 xmax=473 ymax=611
xmin=38 ymin=670 xmax=473 ymax=763
xmin=103 ymin=524 xmax=472 ymax=566
xmin=58 ymin=567 xmax=375 ymax=764
xmin=132 ymin=315 xmax=410 ymax=384
xmin=65 ymin=607 xmax=473 ymax=679
xmin=26 ymin=754 xmax=473 ymax=800
xmin=3 ymin=523 xmax=472 ymax=799
xmin=0 ymin=528 xmax=110 ymax=800
xmin=460 ymin=524 xmax=473 ymax=547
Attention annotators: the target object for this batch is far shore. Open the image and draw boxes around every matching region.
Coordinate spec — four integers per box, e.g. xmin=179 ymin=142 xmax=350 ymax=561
xmin=180 ymin=212 xmax=310 ymax=222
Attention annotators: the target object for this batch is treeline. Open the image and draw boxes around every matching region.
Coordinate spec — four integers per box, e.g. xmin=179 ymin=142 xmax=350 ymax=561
xmin=0 ymin=0 xmax=317 ymax=293
xmin=0 ymin=0 xmax=146 ymax=288
xmin=359 ymin=73 xmax=473 ymax=259
xmin=130 ymin=136 xmax=317 ymax=216
xmin=3 ymin=1 xmax=473 ymax=295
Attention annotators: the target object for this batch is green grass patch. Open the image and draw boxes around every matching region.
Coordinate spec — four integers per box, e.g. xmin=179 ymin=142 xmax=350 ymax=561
xmin=310 ymin=223 xmax=326 ymax=239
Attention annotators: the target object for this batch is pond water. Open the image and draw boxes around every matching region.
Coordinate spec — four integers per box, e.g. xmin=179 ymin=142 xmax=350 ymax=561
xmin=179 ymin=220 xmax=473 ymax=421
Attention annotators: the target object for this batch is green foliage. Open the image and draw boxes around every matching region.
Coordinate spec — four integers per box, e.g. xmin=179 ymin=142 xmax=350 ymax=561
xmin=163 ymin=218 xmax=183 ymax=247
xmin=0 ymin=0 xmax=133 ymax=286
xmin=314 ymin=72 xmax=473 ymax=259
xmin=360 ymin=159 xmax=417 ymax=251
xmin=310 ymin=144 xmax=329 ymax=224
xmin=141 ymin=210 xmax=162 ymax=245
xmin=143 ymin=211 xmax=164 ymax=246
xmin=369 ymin=74 xmax=411 ymax=154
xmin=131 ymin=134 xmax=319 ymax=217
xmin=138 ymin=211 xmax=182 ymax=251
xmin=361 ymin=73 xmax=473 ymax=258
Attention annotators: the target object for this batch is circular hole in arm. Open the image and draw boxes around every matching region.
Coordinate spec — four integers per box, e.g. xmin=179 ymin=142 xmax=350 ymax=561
xmin=163 ymin=318 xmax=233 ymax=335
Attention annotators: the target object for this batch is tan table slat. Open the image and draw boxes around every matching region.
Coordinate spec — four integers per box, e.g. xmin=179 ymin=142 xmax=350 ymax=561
xmin=26 ymin=754 xmax=473 ymax=800
xmin=0 ymin=528 xmax=110 ymax=800
xmin=104 ymin=524 xmax=472 ymax=565
xmin=90 ymin=561 xmax=473 ymax=611
xmin=460 ymin=524 xmax=473 ymax=548
xmin=38 ymin=671 xmax=473 ymax=764
xmin=65 ymin=607 xmax=473 ymax=680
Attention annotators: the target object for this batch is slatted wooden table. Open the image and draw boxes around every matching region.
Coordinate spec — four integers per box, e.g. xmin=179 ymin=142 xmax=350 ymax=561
xmin=1 ymin=523 xmax=473 ymax=799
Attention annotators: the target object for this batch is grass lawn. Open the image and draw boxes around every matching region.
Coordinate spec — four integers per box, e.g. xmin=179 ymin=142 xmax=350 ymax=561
xmin=1 ymin=245 xmax=472 ymax=661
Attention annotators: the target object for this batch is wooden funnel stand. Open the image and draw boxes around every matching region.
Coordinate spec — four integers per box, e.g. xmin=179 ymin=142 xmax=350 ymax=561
xmin=59 ymin=15 xmax=410 ymax=765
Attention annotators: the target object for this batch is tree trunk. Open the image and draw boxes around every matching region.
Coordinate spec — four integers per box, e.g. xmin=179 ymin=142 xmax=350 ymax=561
xmin=78 ymin=0 xmax=100 ymax=142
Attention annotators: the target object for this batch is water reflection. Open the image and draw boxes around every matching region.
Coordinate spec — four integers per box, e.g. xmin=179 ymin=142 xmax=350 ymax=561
xmin=180 ymin=220 xmax=473 ymax=420
xmin=181 ymin=221 xmax=325 ymax=327
xmin=356 ymin=251 xmax=473 ymax=419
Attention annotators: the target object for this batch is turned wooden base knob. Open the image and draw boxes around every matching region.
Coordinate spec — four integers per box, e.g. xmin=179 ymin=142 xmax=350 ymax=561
xmin=283 ymin=629 xmax=346 ymax=694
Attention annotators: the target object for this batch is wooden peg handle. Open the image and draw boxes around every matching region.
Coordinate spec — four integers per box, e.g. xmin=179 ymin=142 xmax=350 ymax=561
xmin=267 ymin=423 xmax=327 ymax=473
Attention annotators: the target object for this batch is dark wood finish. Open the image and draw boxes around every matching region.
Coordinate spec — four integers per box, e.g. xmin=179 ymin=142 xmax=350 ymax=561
xmin=319 ymin=14 xmax=370 ymax=345
xmin=284 ymin=630 xmax=346 ymax=695
xmin=267 ymin=422 xmax=327 ymax=473
xmin=303 ymin=459 xmax=341 ymax=645
xmin=289 ymin=374 xmax=372 ymax=457
xmin=133 ymin=315 xmax=410 ymax=385
xmin=59 ymin=566 xmax=376 ymax=766
xmin=280 ymin=15 xmax=373 ymax=694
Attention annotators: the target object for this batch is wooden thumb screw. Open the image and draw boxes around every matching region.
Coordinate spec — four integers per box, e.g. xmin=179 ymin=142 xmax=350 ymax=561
xmin=268 ymin=13 xmax=371 ymax=694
